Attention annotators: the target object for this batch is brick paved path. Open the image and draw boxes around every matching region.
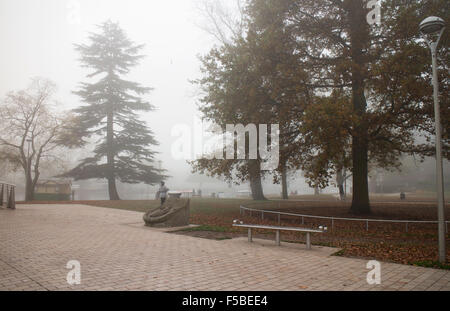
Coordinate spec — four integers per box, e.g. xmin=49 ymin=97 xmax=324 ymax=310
xmin=0 ymin=204 xmax=449 ymax=291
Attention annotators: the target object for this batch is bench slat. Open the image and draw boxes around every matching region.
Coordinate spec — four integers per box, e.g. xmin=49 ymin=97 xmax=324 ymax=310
xmin=232 ymin=223 xmax=325 ymax=233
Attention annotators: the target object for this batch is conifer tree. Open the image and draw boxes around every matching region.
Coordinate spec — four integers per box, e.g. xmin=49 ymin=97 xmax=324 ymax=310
xmin=65 ymin=21 xmax=164 ymax=200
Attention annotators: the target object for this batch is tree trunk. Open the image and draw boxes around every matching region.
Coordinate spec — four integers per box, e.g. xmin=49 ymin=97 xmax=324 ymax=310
xmin=349 ymin=0 xmax=370 ymax=214
xmin=24 ymin=160 xmax=34 ymax=201
xmin=25 ymin=176 xmax=34 ymax=201
xmin=249 ymin=160 xmax=266 ymax=200
xmin=338 ymin=184 xmax=345 ymax=200
xmin=107 ymin=177 xmax=120 ymax=200
xmin=281 ymin=164 xmax=288 ymax=200
xmin=336 ymin=168 xmax=345 ymax=200
xmin=314 ymin=185 xmax=319 ymax=196
xmin=351 ymin=135 xmax=370 ymax=213
xmin=106 ymin=102 xmax=120 ymax=200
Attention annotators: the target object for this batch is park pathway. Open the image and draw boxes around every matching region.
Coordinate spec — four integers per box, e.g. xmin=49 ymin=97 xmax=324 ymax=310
xmin=0 ymin=204 xmax=449 ymax=291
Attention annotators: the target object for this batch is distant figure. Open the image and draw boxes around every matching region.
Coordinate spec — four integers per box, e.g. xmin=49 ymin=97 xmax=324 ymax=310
xmin=157 ymin=181 xmax=169 ymax=205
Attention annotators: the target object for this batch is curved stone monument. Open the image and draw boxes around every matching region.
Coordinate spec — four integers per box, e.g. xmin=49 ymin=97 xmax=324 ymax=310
xmin=143 ymin=198 xmax=190 ymax=227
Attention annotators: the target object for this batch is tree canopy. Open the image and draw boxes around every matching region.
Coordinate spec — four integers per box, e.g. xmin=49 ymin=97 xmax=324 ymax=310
xmin=191 ymin=0 xmax=449 ymax=213
xmin=63 ymin=21 xmax=165 ymax=200
xmin=0 ymin=78 xmax=66 ymax=201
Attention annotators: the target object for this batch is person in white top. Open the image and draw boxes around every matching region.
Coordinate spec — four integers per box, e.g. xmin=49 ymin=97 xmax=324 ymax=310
xmin=158 ymin=181 xmax=169 ymax=205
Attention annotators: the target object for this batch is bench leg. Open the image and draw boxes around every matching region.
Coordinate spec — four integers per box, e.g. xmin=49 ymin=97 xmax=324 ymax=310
xmin=248 ymin=228 xmax=252 ymax=242
xmin=275 ymin=230 xmax=280 ymax=246
xmin=306 ymin=232 xmax=311 ymax=249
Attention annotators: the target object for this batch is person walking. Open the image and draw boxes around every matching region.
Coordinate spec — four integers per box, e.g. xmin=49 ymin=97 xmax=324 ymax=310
xmin=157 ymin=181 xmax=169 ymax=205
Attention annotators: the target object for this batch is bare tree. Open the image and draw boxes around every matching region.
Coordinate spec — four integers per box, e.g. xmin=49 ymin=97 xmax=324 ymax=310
xmin=0 ymin=78 xmax=66 ymax=201
xmin=194 ymin=0 xmax=246 ymax=45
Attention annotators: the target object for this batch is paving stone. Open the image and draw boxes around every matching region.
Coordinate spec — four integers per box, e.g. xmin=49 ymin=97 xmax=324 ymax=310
xmin=0 ymin=204 xmax=449 ymax=291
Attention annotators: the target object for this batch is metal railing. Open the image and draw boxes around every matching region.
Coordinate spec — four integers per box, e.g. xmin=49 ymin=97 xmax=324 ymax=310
xmin=240 ymin=205 xmax=449 ymax=233
xmin=0 ymin=182 xmax=16 ymax=209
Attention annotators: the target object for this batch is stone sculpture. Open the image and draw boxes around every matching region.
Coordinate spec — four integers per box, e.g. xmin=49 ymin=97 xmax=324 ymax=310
xmin=143 ymin=197 xmax=190 ymax=227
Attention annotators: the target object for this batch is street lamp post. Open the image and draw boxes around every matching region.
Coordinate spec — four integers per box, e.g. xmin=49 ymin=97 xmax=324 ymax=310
xmin=419 ymin=16 xmax=446 ymax=263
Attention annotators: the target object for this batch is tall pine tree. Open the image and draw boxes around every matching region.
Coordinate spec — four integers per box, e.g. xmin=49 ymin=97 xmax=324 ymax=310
xmin=65 ymin=21 xmax=164 ymax=200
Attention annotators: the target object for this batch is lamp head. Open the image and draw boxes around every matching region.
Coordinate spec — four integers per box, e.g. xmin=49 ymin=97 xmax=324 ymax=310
xmin=420 ymin=16 xmax=445 ymax=35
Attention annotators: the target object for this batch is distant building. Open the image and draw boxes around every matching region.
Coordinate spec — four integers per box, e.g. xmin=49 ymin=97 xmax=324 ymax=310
xmin=35 ymin=179 xmax=72 ymax=201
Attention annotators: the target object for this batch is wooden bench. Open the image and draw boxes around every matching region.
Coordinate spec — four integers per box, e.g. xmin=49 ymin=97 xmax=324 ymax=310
xmin=232 ymin=223 xmax=326 ymax=249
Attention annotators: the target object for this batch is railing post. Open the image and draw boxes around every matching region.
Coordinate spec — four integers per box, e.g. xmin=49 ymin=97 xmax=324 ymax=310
xmin=277 ymin=213 xmax=281 ymax=225
xmin=7 ymin=185 xmax=15 ymax=209
xmin=261 ymin=211 xmax=264 ymax=220
xmin=6 ymin=185 xmax=9 ymax=206
xmin=406 ymin=222 xmax=408 ymax=233
xmin=302 ymin=216 xmax=304 ymax=225
xmin=12 ymin=186 xmax=16 ymax=209
xmin=331 ymin=218 xmax=334 ymax=231
xmin=366 ymin=220 xmax=369 ymax=231
xmin=0 ymin=184 xmax=3 ymax=206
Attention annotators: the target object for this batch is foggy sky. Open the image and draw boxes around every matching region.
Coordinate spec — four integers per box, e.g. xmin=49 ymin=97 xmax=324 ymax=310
xmin=1 ymin=0 xmax=447 ymax=197
xmin=0 ymin=0 xmax=315 ymax=194
xmin=0 ymin=0 xmax=209 ymax=186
